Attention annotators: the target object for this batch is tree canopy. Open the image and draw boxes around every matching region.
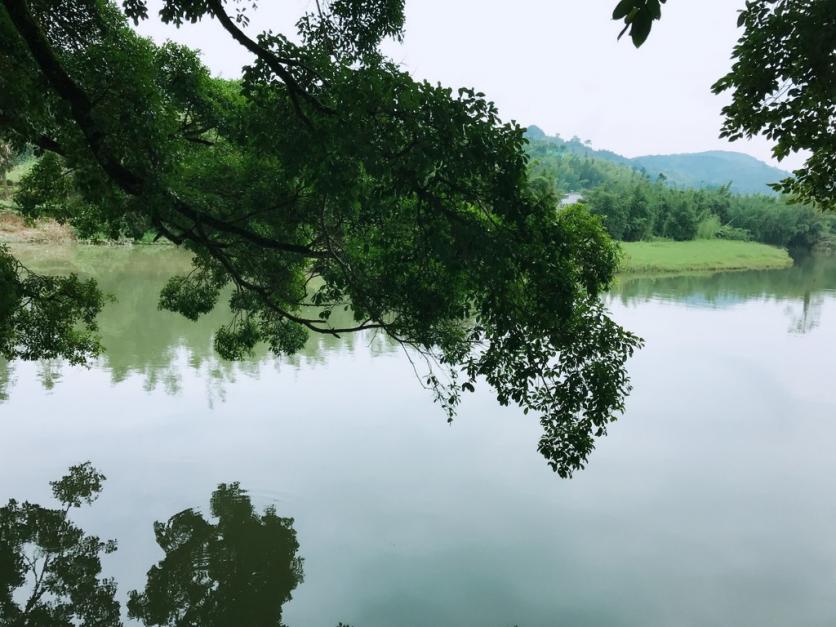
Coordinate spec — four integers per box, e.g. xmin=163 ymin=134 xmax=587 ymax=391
xmin=712 ymin=0 xmax=835 ymax=210
xmin=0 ymin=0 xmax=641 ymax=476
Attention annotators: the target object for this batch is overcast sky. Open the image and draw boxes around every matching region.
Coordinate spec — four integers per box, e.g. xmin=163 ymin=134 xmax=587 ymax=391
xmin=135 ymin=0 xmax=805 ymax=171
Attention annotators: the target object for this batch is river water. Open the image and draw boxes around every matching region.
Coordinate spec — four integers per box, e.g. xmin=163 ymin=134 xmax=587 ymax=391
xmin=2 ymin=245 xmax=836 ymax=626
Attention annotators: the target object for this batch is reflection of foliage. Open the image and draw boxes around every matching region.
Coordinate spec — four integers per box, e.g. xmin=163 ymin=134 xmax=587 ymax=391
xmin=0 ymin=245 xmax=105 ymax=366
xmin=0 ymin=359 xmax=13 ymax=401
xmin=0 ymin=462 xmax=120 ymax=626
xmin=786 ymin=292 xmax=824 ymax=336
xmin=612 ymin=256 xmax=836 ymax=306
xmin=127 ymin=483 xmax=303 ymax=627
xmin=611 ymin=256 xmax=836 ymax=335
xmin=35 ymin=360 xmax=61 ymax=391
xmin=4 ymin=247 xmax=398 ymax=402
xmin=2 ymin=465 xmax=309 ymax=627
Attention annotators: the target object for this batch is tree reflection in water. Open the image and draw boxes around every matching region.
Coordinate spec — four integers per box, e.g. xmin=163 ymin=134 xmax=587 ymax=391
xmin=2 ymin=248 xmax=834 ymax=407
xmin=128 ymin=482 xmax=303 ymax=627
xmin=0 ymin=463 xmax=120 ymax=626
xmin=610 ymin=255 xmax=836 ymax=334
xmin=0 ymin=246 xmax=397 ymax=405
xmin=0 ymin=464 xmax=325 ymax=627
xmin=0 ymin=359 xmax=12 ymax=402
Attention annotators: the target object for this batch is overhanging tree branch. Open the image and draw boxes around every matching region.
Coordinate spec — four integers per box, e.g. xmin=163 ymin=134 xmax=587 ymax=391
xmin=204 ymin=0 xmax=336 ymax=122
xmin=1 ymin=0 xmax=332 ymax=259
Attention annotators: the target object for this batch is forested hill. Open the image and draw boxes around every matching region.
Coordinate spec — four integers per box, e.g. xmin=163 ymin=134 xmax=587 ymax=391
xmin=631 ymin=152 xmax=790 ymax=195
xmin=525 ymin=126 xmax=789 ymax=195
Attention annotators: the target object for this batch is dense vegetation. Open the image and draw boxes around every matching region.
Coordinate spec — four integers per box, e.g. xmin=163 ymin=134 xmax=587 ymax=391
xmin=0 ymin=0 xmax=831 ymax=476
xmin=527 ymin=133 xmax=835 ymax=253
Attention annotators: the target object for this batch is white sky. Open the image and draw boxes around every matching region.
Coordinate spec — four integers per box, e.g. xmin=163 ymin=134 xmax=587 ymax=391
xmin=135 ymin=0 xmax=806 ymax=171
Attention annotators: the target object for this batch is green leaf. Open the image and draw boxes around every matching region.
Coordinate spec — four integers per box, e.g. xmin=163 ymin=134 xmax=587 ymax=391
xmin=612 ymin=0 xmax=636 ymax=20
xmin=630 ymin=15 xmax=653 ymax=47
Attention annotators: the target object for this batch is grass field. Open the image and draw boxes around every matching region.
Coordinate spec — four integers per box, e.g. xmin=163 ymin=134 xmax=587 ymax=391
xmin=619 ymin=240 xmax=793 ymax=274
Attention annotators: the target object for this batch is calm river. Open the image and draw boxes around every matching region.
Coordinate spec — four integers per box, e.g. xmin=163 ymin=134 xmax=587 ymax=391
xmin=2 ymin=245 xmax=836 ymax=627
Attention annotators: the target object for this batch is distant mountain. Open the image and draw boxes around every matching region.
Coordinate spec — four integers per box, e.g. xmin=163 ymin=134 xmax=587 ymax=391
xmin=630 ymin=151 xmax=790 ymax=195
xmin=525 ymin=126 xmax=790 ymax=195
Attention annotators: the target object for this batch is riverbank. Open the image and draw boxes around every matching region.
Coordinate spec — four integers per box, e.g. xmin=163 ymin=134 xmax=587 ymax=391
xmin=0 ymin=210 xmax=74 ymax=244
xmin=1 ymin=209 xmax=797 ymax=275
xmin=619 ymin=240 xmax=793 ymax=274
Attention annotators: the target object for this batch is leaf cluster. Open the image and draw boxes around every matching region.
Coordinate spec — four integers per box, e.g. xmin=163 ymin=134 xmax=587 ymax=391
xmin=0 ymin=246 xmax=105 ymax=365
xmin=712 ymin=0 xmax=836 ymax=210
xmin=612 ymin=0 xmax=666 ymax=47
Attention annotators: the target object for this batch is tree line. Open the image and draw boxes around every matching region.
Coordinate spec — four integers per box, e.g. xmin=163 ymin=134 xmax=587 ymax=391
xmin=528 ymin=138 xmax=835 ymax=252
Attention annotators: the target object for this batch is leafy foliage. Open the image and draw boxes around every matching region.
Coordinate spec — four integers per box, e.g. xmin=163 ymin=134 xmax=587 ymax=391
xmin=0 ymin=245 xmax=105 ymax=365
xmin=0 ymin=0 xmax=643 ymax=475
xmin=712 ymin=0 xmax=836 ymax=210
xmin=612 ymin=0 xmax=667 ymax=47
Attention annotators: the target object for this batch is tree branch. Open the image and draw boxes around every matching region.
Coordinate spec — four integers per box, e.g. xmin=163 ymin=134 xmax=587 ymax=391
xmin=2 ymin=0 xmax=332 ymax=260
xmin=202 ymin=233 xmax=386 ymax=337
xmin=204 ymin=0 xmax=335 ymax=121
xmin=2 ymin=0 xmax=143 ymax=193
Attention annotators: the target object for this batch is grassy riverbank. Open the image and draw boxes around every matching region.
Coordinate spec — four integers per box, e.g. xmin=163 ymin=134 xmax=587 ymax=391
xmin=0 ymin=199 xmax=795 ymax=275
xmin=619 ymin=240 xmax=793 ymax=274
xmin=0 ymin=211 xmax=74 ymax=244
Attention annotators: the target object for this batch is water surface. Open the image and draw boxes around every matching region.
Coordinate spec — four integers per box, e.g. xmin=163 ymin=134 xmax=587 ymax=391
xmin=2 ymin=246 xmax=836 ymax=626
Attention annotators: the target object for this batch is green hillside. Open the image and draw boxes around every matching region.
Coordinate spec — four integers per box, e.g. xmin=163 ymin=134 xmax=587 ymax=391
xmin=631 ymin=151 xmax=789 ymax=195
xmin=525 ymin=126 xmax=790 ymax=195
